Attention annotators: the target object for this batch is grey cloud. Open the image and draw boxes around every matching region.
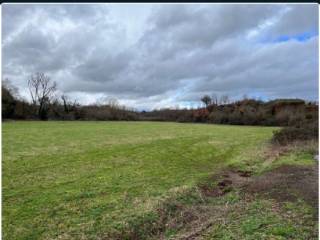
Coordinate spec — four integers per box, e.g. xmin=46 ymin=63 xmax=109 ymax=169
xmin=268 ymin=4 xmax=318 ymax=37
xmin=192 ymin=37 xmax=318 ymax=99
xmin=145 ymin=5 xmax=281 ymax=49
xmin=2 ymin=4 xmax=318 ymax=110
xmin=3 ymin=4 xmax=125 ymax=92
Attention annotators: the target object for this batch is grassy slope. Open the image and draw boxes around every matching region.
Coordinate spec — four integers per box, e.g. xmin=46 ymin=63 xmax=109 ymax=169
xmin=3 ymin=121 xmax=277 ymax=240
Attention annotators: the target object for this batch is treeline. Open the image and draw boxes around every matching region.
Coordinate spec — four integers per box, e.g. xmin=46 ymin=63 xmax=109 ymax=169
xmin=2 ymin=73 xmax=318 ymax=128
xmin=2 ymin=74 xmax=139 ymax=121
xmin=2 ymin=87 xmax=139 ymax=121
xmin=141 ymin=99 xmax=318 ymax=127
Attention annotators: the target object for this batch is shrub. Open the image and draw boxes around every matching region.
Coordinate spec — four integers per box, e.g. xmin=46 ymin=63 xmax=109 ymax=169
xmin=272 ymin=121 xmax=318 ymax=145
xmin=2 ymin=86 xmax=16 ymax=119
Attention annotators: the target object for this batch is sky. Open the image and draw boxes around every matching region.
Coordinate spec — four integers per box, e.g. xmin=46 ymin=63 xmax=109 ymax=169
xmin=2 ymin=4 xmax=319 ymax=110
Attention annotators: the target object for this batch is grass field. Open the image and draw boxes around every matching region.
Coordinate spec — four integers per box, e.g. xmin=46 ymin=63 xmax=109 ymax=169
xmin=2 ymin=121 xmax=317 ymax=239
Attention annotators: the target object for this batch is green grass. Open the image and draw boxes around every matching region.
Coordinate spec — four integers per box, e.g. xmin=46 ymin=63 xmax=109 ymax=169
xmin=2 ymin=121 xmax=279 ymax=239
xmin=203 ymin=196 xmax=318 ymax=240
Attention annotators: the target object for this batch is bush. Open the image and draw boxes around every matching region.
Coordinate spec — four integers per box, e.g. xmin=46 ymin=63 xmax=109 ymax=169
xmin=2 ymin=86 xmax=16 ymax=119
xmin=272 ymin=121 xmax=318 ymax=145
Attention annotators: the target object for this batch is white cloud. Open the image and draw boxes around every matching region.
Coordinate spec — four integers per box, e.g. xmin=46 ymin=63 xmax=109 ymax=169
xmin=2 ymin=4 xmax=318 ymax=110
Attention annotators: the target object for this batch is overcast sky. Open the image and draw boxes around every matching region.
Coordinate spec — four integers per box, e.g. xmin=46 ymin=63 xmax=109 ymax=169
xmin=2 ymin=4 xmax=319 ymax=110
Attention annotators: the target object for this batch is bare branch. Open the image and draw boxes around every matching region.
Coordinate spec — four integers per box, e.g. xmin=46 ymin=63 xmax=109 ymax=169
xmin=27 ymin=72 xmax=57 ymax=119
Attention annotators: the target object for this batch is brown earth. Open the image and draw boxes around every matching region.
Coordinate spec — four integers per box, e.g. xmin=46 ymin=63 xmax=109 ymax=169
xmin=244 ymin=164 xmax=318 ymax=208
xmin=200 ymin=164 xmax=318 ymax=208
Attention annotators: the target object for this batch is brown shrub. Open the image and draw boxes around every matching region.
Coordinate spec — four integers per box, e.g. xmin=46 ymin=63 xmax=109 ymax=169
xmin=272 ymin=121 xmax=318 ymax=145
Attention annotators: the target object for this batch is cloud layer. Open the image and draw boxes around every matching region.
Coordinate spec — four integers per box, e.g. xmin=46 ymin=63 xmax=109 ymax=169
xmin=2 ymin=4 xmax=319 ymax=109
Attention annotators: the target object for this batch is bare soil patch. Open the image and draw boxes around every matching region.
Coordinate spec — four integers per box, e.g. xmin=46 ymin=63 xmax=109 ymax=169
xmin=244 ymin=164 xmax=318 ymax=208
xmin=199 ymin=169 xmax=252 ymax=197
xmin=200 ymin=164 xmax=318 ymax=208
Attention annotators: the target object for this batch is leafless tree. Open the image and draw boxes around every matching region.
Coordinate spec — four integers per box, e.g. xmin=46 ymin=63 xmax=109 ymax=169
xmin=61 ymin=94 xmax=69 ymax=113
xmin=211 ymin=93 xmax=218 ymax=105
xmin=28 ymin=72 xmax=57 ymax=120
xmin=61 ymin=94 xmax=78 ymax=113
xmin=220 ymin=95 xmax=230 ymax=105
xmin=107 ymin=97 xmax=119 ymax=109
xmin=201 ymin=95 xmax=212 ymax=108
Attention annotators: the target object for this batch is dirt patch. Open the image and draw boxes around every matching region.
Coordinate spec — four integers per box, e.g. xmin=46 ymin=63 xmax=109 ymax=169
xmin=200 ymin=164 xmax=318 ymax=208
xmin=244 ymin=164 xmax=318 ymax=208
xmin=237 ymin=170 xmax=252 ymax=177
xmin=158 ymin=205 xmax=234 ymax=240
xmin=199 ymin=170 xmax=252 ymax=197
xmin=200 ymin=184 xmax=229 ymax=197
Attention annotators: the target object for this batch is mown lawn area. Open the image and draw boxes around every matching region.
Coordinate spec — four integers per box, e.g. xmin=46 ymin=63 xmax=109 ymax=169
xmin=2 ymin=121 xmax=288 ymax=239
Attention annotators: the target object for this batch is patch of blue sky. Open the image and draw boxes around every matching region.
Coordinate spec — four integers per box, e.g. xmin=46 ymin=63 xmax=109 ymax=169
xmin=255 ymin=30 xmax=318 ymax=45
xmin=274 ymin=30 xmax=318 ymax=43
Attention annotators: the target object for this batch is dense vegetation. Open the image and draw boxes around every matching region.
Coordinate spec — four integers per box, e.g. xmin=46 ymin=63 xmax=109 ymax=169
xmin=141 ymin=98 xmax=318 ymax=126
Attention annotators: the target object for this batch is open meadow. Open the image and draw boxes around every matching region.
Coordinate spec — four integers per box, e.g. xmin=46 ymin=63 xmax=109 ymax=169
xmin=2 ymin=3 xmax=319 ymax=240
xmin=2 ymin=121 xmax=317 ymax=239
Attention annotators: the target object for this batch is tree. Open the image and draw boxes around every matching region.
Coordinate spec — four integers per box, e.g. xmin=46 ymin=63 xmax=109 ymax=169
xmin=107 ymin=97 xmax=119 ymax=109
xmin=61 ymin=94 xmax=78 ymax=114
xmin=201 ymin=95 xmax=212 ymax=108
xmin=220 ymin=95 xmax=230 ymax=105
xmin=211 ymin=93 xmax=218 ymax=105
xmin=28 ymin=72 xmax=57 ymax=120
xmin=61 ymin=94 xmax=70 ymax=113
xmin=2 ymin=79 xmax=17 ymax=119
